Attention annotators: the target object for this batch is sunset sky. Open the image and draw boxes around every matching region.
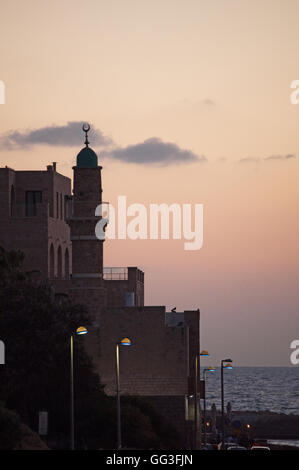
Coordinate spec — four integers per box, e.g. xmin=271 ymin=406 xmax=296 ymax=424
xmin=0 ymin=0 xmax=299 ymax=366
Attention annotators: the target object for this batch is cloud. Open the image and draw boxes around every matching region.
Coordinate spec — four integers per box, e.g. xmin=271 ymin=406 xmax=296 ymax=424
xmin=176 ymin=98 xmax=216 ymax=110
xmin=238 ymin=154 xmax=297 ymax=164
xmin=239 ymin=157 xmax=260 ymax=163
xmin=0 ymin=122 xmax=205 ymax=166
xmin=264 ymin=154 xmax=296 ymax=161
xmin=199 ymin=98 xmax=216 ymax=106
xmin=102 ymin=137 xmax=206 ymax=166
xmin=0 ymin=121 xmax=113 ymax=150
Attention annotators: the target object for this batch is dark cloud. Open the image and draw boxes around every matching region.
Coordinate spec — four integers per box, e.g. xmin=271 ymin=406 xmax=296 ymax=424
xmin=0 ymin=122 xmax=205 ymax=166
xmin=264 ymin=154 xmax=296 ymax=161
xmin=102 ymin=137 xmax=206 ymax=166
xmin=0 ymin=121 xmax=113 ymax=150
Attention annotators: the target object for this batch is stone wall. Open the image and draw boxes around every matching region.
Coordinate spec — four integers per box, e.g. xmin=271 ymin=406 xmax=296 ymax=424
xmin=96 ymin=306 xmax=190 ymax=396
xmin=0 ymin=166 xmax=71 ymax=279
xmin=104 ymin=267 xmax=145 ymax=307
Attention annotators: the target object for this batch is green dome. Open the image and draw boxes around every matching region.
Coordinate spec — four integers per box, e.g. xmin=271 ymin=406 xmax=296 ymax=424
xmin=76 ymin=146 xmax=98 ymax=167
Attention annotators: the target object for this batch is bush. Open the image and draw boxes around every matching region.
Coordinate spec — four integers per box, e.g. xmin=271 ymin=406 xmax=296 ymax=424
xmin=0 ymin=406 xmax=22 ymax=449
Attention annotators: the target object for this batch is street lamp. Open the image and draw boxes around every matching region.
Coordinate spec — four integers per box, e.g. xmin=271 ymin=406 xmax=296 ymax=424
xmin=116 ymin=337 xmax=131 ymax=449
xmin=194 ymin=348 xmax=210 ymax=449
xmin=203 ymin=366 xmax=215 ymax=446
xmin=200 ymin=350 xmax=209 ymax=357
xmin=224 ymin=363 xmax=233 ymax=370
xmin=221 ymin=358 xmax=233 ymax=449
xmin=246 ymin=423 xmax=251 ymax=442
xmin=70 ymin=326 xmax=88 ymax=450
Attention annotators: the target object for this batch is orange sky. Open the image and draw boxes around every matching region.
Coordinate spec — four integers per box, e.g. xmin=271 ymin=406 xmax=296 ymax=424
xmin=0 ymin=0 xmax=298 ymax=365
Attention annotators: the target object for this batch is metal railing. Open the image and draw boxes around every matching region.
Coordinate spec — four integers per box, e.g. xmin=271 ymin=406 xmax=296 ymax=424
xmin=103 ymin=267 xmax=128 ymax=280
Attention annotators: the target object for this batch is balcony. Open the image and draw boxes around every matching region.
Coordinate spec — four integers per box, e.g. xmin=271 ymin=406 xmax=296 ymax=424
xmin=103 ymin=267 xmax=128 ymax=280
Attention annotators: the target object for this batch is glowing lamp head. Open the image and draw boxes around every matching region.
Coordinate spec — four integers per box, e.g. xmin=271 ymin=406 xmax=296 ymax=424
xmin=224 ymin=363 xmax=233 ymax=370
xmin=200 ymin=350 xmax=209 ymax=357
xmin=208 ymin=366 xmax=216 ymax=372
xmin=120 ymin=337 xmax=131 ymax=346
xmin=76 ymin=326 xmax=88 ymax=335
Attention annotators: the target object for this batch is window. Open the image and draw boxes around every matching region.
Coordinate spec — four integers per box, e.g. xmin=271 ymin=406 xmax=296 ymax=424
xmin=64 ymin=195 xmax=68 ymax=220
xmin=60 ymin=193 xmax=63 ymax=219
xmin=49 ymin=244 xmax=54 ymax=278
xmin=25 ymin=191 xmax=42 ymax=216
xmin=65 ymin=248 xmax=70 ymax=279
xmin=10 ymin=185 xmax=15 ymax=216
xmin=56 ymin=192 xmax=59 ymax=218
xmin=57 ymin=246 xmax=62 ymax=279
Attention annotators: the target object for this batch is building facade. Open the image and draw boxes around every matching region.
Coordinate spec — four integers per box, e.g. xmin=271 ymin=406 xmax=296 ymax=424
xmin=0 ymin=163 xmax=71 ymax=279
xmin=0 ymin=128 xmax=200 ymax=446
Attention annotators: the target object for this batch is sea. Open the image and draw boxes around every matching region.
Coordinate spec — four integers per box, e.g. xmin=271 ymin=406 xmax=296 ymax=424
xmin=201 ymin=367 xmax=299 ymax=415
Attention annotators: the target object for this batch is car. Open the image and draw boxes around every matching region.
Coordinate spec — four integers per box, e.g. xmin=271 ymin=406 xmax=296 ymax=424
xmin=218 ymin=442 xmax=239 ymax=450
xmin=227 ymin=446 xmax=247 ymax=450
xmin=250 ymin=446 xmax=270 ymax=451
xmin=202 ymin=443 xmax=214 ymax=450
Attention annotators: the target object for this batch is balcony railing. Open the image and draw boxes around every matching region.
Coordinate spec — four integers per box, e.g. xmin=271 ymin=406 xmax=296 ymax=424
xmin=103 ymin=267 xmax=128 ymax=281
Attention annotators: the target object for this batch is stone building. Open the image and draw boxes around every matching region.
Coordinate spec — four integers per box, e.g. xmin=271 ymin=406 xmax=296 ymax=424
xmin=0 ymin=127 xmax=200 ymax=446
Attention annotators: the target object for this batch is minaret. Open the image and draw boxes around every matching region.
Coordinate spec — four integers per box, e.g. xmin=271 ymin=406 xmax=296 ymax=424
xmin=68 ymin=124 xmax=107 ymax=336
xmin=70 ymin=124 xmax=104 ymax=279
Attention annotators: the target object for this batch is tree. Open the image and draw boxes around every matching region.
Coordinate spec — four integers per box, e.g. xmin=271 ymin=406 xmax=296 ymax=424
xmin=0 ymin=406 xmax=22 ymax=450
xmin=0 ymin=245 xmax=103 ymax=444
xmin=0 ymin=246 xmax=183 ymax=449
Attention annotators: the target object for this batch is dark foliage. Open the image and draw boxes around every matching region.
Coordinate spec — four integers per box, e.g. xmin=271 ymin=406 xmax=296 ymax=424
xmin=0 ymin=246 xmax=182 ymax=449
xmin=0 ymin=406 xmax=22 ymax=449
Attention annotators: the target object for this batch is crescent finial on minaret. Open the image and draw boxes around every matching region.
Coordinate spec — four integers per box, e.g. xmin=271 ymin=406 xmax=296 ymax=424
xmin=82 ymin=123 xmax=90 ymax=147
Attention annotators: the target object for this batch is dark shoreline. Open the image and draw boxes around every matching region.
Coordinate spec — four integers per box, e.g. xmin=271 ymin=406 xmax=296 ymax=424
xmin=215 ymin=409 xmax=299 ymax=445
xmin=267 ymin=442 xmax=299 ymax=450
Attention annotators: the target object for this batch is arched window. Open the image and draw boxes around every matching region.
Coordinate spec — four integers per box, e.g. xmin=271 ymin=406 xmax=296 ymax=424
xmin=10 ymin=185 xmax=15 ymax=216
xmin=65 ymin=248 xmax=70 ymax=279
xmin=49 ymin=244 xmax=54 ymax=279
xmin=57 ymin=246 xmax=62 ymax=279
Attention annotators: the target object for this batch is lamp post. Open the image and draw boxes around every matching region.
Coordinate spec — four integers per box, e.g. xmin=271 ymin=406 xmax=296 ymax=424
xmin=203 ymin=366 xmax=215 ymax=446
xmin=70 ymin=326 xmax=88 ymax=450
xmin=194 ymin=354 xmax=199 ymax=450
xmin=194 ymin=348 xmax=209 ymax=450
xmin=221 ymin=359 xmax=233 ymax=450
xmin=246 ymin=423 xmax=251 ymax=443
xmin=116 ymin=337 xmax=131 ymax=450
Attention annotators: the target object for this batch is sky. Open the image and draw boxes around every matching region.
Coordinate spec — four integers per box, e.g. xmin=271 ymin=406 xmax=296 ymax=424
xmin=0 ymin=0 xmax=298 ymax=366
